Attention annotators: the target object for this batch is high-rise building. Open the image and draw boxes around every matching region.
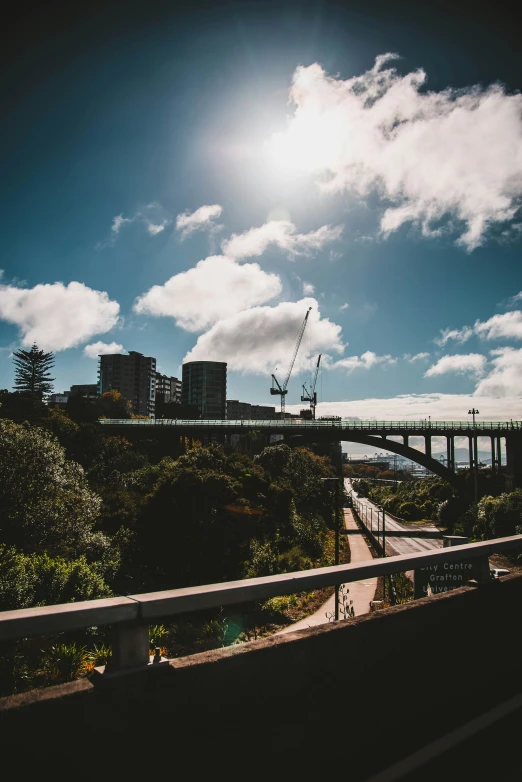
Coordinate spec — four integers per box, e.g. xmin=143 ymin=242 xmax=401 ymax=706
xmin=155 ymin=373 xmax=181 ymax=404
xmin=182 ymin=361 xmax=227 ymax=419
xmin=226 ymin=400 xmax=252 ymax=419
xmin=70 ymin=384 xmax=98 ymax=400
xmin=98 ymin=351 xmax=156 ymax=417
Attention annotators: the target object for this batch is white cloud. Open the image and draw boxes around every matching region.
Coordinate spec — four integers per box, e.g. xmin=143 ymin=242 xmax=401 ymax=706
xmin=83 ymin=341 xmax=126 ymax=358
xmin=112 ymin=214 xmax=136 ymax=234
xmin=474 ymin=347 xmax=522 ymax=396
xmin=332 ymin=351 xmax=397 ymax=372
xmin=302 ymin=281 xmax=315 ymax=295
xmin=424 ymin=353 xmax=486 ymax=378
xmin=0 ymin=281 xmax=120 ymax=352
xmin=147 ymin=221 xmax=169 ymax=236
xmin=507 ymin=291 xmax=522 ymax=306
xmin=133 ymin=255 xmax=282 ymax=331
xmin=340 ymin=302 xmax=349 ymax=311
xmin=175 ymin=204 xmax=223 ymax=239
xmin=222 ymin=220 xmax=343 ymax=260
xmin=408 ymin=352 xmax=430 ymax=362
xmin=98 ymin=203 xmax=171 ymax=248
xmin=183 ymin=297 xmax=344 ymax=373
xmin=268 ymin=55 xmax=522 ymax=250
xmin=434 ymin=326 xmax=473 ymax=347
xmin=474 ymin=311 xmax=522 ymax=340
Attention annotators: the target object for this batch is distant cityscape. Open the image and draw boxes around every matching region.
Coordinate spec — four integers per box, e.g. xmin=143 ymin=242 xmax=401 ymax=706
xmin=47 ymin=350 xmax=310 ymax=421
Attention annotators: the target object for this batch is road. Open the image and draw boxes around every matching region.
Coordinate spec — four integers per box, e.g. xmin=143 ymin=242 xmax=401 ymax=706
xmin=276 ymin=505 xmax=377 ymax=634
xmin=344 ymin=478 xmax=443 ymax=557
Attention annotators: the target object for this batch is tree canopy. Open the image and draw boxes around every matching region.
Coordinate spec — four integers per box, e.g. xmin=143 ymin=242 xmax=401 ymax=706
xmin=12 ymin=343 xmax=55 ymax=398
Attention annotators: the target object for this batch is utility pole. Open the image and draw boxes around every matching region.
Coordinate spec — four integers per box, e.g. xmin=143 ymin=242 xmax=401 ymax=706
xmin=468 ymin=408 xmax=480 ymax=504
xmin=322 ymin=477 xmax=342 ymax=620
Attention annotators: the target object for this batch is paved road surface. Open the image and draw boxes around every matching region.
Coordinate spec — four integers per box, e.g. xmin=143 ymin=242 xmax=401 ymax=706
xmin=277 ymin=506 xmax=377 ymax=634
xmin=344 ymin=478 xmax=443 ymax=557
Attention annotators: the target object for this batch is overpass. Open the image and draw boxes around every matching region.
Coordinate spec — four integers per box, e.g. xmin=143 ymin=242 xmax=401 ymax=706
xmin=2 ymin=536 xmax=522 ymax=779
xmin=99 ymin=418 xmax=522 ymax=488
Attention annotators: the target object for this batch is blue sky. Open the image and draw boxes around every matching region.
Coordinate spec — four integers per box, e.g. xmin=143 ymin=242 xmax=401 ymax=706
xmin=1 ymin=0 xmax=521 ymax=453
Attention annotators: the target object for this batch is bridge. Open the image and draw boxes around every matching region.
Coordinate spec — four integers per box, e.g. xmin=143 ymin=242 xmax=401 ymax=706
xmin=99 ymin=418 xmax=522 ymax=488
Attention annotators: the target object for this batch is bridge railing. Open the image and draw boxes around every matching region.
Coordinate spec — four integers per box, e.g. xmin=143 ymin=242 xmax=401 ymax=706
xmin=1 ymin=535 xmax=521 ymax=672
xmin=99 ymin=419 xmax=522 ymax=431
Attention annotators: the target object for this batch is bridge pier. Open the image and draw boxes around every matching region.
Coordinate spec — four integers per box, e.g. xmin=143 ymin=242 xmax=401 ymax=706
xmin=446 ymin=436 xmax=455 ymax=472
xmin=424 ymin=435 xmax=431 ymax=458
xmin=403 ymin=435 xmax=409 ymax=447
xmin=505 ymin=435 xmax=522 ymax=490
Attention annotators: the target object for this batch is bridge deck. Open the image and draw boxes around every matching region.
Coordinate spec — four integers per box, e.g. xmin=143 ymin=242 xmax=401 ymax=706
xmin=99 ymin=418 xmax=521 ymax=434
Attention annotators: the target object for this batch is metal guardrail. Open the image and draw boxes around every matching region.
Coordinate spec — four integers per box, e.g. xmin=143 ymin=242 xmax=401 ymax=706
xmin=1 ymin=536 xmax=521 ymax=671
xmin=99 ymin=418 xmax=522 ymax=432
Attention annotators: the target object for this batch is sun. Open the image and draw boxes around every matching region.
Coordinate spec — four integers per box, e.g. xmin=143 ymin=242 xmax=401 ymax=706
xmin=265 ymin=110 xmax=340 ymax=175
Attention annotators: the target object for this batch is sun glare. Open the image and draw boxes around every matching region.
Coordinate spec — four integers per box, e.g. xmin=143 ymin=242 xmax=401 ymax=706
xmin=265 ymin=111 xmax=339 ymax=175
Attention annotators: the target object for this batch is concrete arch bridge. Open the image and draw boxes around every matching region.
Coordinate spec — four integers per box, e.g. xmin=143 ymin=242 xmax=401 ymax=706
xmin=99 ymin=418 xmax=522 ymax=490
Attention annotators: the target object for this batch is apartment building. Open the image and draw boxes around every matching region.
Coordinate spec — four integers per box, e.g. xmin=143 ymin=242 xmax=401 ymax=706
xmin=182 ymin=361 xmax=226 ymax=419
xmin=98 ymin=351 xmax=156 ymax=417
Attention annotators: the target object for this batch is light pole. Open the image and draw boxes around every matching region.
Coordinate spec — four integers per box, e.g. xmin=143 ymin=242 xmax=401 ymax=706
xmin=468 ymin=408 xmax=479 ymax=504
xmin=321 ymin=477 xmax=342 ymax=620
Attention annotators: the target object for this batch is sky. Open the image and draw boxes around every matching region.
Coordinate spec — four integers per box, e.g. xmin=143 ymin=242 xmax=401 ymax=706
xmin=1 ymin=0 xmax=521 ymax=455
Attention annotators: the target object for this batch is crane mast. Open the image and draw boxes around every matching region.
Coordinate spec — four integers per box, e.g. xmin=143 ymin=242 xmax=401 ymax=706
xmin=301 ymin=353 xmax=322 ymax=419
xmin=271 ymin=307 xmax=312 ymax=420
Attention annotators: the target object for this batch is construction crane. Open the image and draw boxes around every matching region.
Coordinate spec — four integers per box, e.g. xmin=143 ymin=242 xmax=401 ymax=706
xmin=301 ymin=353 xmax=322 ymax=420
xmin=271 ymin=306 xmax=312 ymax=420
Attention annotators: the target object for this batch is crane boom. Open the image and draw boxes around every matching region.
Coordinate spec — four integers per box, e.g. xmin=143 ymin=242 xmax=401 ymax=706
xmin=301 ymin=353 xmax=321 ymax=419
xmin=270 ymin=306 xmax=312 ymax=419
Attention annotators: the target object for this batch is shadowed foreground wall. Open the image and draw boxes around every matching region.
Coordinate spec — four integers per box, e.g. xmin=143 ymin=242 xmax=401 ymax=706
xmin=2 ymin=575 xmax=522 ymax=780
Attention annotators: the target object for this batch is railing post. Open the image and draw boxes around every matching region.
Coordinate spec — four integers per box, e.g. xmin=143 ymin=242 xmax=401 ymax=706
xmin=110 ymin=622 xmax=150 ymax=670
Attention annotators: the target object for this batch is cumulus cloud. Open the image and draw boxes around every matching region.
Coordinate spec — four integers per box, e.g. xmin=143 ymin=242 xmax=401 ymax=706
xmin=474 ymin=347 xmax=522 ymax=396
xmin=183 ymin=297 xmax=344 ymax=373
xmin=424 ymin=353 xmax=487 ymax=378
xmin=175 ymin=204 xmax=223 ymax=239
xmin=0 ymin=281 xmax=120 ymax=351
xmin=83 ymin=341 xmax=126 ymax=358
xmin=408 ymin=352 xmax=430 ymax=362
xmin=133 ymin=255 xmax=282 ymax=332
xmin=332 ymin=351 xmax=396 ymax=372
xmin=268 ymin=55 xmax=522 ymax=250
xmin=436 ymin=310 xmax=522 ymax=346
xmin=222 ymin=220 xmax=343 ymax=260
xmin=434 ymin=326 xmax=473 ymax=347
xmin=302 ymin=281 xmax=315 ymax=295
xmin=474 ymin=311 xmax=522 ymax=340
xmin=340 ymin=302 xmax=349 ymax=311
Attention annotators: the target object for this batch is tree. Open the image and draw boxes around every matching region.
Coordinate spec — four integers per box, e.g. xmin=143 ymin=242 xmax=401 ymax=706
xmin=12 ymin=343 xmax=55 ymax=398
xmin=0 ymin=419 xmax=101 ymax=555
xmin=94 ymin=390 xmax=132 ymax=419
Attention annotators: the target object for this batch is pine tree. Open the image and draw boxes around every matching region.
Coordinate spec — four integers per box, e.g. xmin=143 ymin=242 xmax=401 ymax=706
xmin=13 ymin=343 xmax=55 ymax=398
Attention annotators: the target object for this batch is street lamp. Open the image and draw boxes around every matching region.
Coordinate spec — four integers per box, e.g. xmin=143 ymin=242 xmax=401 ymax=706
xmin=321 ymin=477 xmax=342 ymax=620
xmin=468 ymin=408 xmax=480 ymax=504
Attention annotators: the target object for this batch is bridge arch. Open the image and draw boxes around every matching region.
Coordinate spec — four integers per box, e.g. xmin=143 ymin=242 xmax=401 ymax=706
xmin=288 ymin=431 xmax=460 ymax=486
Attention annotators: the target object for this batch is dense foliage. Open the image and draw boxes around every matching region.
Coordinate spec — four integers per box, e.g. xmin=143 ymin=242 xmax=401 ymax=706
xmin=0 ymin=393 xmax=340 ymax=694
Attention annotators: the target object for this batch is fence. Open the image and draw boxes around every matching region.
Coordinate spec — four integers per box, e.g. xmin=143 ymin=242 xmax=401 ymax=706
xmin=1 ymin=535 xmax=521 ymax=673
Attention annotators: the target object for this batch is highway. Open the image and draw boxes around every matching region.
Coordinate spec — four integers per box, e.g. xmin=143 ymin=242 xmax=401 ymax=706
xmin=344 ymin=478 xmax=443 ymax=557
